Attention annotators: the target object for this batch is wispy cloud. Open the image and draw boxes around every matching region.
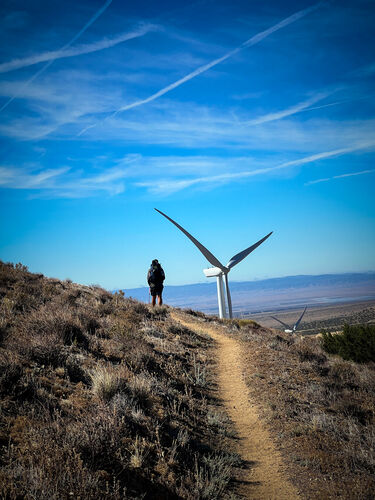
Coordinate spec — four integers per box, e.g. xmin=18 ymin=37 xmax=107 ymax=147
xmin=79 ymin=2 xmax=321 ymax=135
xmin=74 ymin=93 xmax=375 ymax=151
xmin=2 ymin=70 xmax=375 ymax=153
xmin=137 ymin=141 xmax=375 ymax=194
xmin=305 ymin=169 xmax=375 ymax=186
xmin=1 ymin=138 xmax=374 ymax=198
xmin=0 ymin=25 xmax=155 ymax=75
xmin=244 ymin=91 xmax=331 ymax=125
xmin=0 ymin=165 xmax=70 ymax=188
xmin=0 ymin=164 xmax=129 ymax=197
xmin=0 ymin=0 xmax=113 ymax=113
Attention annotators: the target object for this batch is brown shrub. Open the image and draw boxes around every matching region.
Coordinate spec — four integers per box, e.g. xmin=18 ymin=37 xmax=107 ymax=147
xmin=90 ymin=364 xmax=129 ymax=401
xmin=0 ymin=354 xmax=23 ymax=395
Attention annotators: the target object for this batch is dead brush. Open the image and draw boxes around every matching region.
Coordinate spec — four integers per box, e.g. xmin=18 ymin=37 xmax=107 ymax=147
xmin=3 ymin=407 xmax=127 ymax=499
xmin=167 ymin=394 xmax=186 ymax=419
xmin=293 ymin=338 xmax=327 ymax=364
xmin=90 ymin=364 xmax=129 ymax=401
xmin=0 ymin=356 xmax=24 ymax=395
xmin=310 ymin=410 xmax=337 ymax=433
xmin=329 ymin=358 xmax=371 ymax=389
xmin=129 ymin=436 xmax=147 ymax=468
xmin=191 ymin=354 xmax=207 ymax=387
xmin=186 ymin=452 xmax=240 ymax=500
xmin=206 ymin=409 xmax=234 ymax=437
xmin=236 ymin=318 xmax=261 ymax=329
xmin=25 ymin=334 xmax=68 ymax=367
xmin=0 ymin=296 xmax=14 ymax=328
xmin=141 ymin=325 xmax=165 ymax=339
xmin=65 ymin=355 xmax=89 ymax=384
xmin=128 ymin=371 xmax=154 ymax=404
xmin=17 ymin=303 xmax=88 ymax=348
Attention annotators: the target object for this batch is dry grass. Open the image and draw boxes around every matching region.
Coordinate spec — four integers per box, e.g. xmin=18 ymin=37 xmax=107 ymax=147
xmin=90 ymin=364 xmax=129 ymax=401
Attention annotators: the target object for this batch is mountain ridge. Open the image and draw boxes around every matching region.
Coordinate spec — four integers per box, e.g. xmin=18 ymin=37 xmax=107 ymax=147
xmin=120 ymin=271 xmax=375 ymax=314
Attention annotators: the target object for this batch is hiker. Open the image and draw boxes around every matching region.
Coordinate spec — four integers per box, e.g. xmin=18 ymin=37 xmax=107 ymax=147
xmin=147 ymin=259 xmax=165 ymax=307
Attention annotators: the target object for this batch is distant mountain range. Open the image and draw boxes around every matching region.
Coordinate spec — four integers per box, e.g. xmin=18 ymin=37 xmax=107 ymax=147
xmin=120 ymin=272 xmax=375 ymax=315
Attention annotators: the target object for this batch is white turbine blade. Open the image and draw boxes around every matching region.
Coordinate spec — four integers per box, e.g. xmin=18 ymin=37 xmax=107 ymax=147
xmin=270 ymin=316 xmax=291 ymax=330
xmin=293 ymin=306 xmax=307 ymax=330
xmin=226 ymin=231 xmax=273 ymax=269
xmin=155 ymin=208 xmax=226 ymax=270
xmin=223 ymin=273 xmax=233 ymax=319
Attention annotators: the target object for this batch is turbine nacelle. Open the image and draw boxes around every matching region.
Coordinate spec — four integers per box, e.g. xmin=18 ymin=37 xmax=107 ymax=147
xmin=271 ymin=306 xmax=307 ymax=334
xmin=203 ymin=266 xmax=228 ymax=277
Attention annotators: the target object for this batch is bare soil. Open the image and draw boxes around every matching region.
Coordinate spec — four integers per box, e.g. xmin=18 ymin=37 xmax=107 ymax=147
xmin=172 ymin=311 xmax=300 ymax=500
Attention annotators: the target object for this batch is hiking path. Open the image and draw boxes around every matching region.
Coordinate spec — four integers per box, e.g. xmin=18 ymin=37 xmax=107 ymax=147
xmin=171 ymin=310 xmax=300 ymax=500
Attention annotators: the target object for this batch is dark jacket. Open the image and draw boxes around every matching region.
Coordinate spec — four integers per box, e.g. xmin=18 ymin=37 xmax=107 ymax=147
xmin=147 ymin=264 xmax=165 ymax=287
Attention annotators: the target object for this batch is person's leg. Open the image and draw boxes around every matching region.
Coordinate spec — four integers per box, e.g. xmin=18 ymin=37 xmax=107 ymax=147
xmin=157 ymin=293 xmax=163 ymax=306
xmin=151 ymin=294 xmax=156 ymax=307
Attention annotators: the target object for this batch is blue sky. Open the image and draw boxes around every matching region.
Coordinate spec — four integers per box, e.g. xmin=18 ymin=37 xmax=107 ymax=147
xmin=0 ymin=0 xmax=374 ymax=289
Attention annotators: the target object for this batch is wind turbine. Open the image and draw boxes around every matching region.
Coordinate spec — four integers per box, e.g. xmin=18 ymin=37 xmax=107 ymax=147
xmin=271 ymin=306 xmax=307 ymax=334
xmin=155 ymin=208 xmax=272 ymax=319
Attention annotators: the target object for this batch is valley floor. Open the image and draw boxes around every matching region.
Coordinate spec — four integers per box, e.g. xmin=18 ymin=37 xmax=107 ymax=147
xmin=245 ymin=300 xmax=375 ymax=335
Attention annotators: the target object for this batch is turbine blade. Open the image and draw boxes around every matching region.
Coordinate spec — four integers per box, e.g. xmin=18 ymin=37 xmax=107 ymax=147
xmin=226 ymin=231 xmax=273 ymax=269
xmin=270 ymin=316 xmax=291 ymax=329
xmin=155 ymin=208 xmax=225 ymax=270
xmin=293 ymin=306 xmax=307 ymax=330
xmin=223 ymin=273 xmax=233 ymax=319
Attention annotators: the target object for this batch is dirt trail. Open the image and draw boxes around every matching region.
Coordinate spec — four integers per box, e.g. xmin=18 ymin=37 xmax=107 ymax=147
xmin=171 ymin=311 xmax=300 ymax=500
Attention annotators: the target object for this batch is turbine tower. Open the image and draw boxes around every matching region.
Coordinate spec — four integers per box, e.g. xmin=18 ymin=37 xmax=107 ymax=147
xmin=271 ymin=306 xmax=307 ymax=334
xmin=155 ymin=208 xmax=272 ymax=319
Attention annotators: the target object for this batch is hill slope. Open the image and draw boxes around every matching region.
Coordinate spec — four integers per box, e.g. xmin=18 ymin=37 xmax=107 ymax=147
xmin=0 ymin=262 xmax=239 ymax=499
xmin=1 ymin=261 xmax=374 ymax=499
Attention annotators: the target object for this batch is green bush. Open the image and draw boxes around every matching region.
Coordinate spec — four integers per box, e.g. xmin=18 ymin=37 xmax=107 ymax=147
xmin=321 ymin=324 xmax=375 ymax=363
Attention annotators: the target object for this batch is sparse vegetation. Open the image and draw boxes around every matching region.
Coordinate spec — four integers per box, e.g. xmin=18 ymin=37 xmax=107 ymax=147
xmin=321 ymin=323 xmax=375 ymax=363
xmin=228 ymin=318 xmax=375 ymax=498
xmin=0 ymin=261 xmax=240 ymax=499
xmin=2 ymin=259 xmax=373 ymax=499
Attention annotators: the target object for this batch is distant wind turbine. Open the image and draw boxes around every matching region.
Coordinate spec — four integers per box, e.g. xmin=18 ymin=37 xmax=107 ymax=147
xmin=271 ymin=306 xmax=307 ymax=333
xmin=155 ymin=208 xmax=272 ymax=319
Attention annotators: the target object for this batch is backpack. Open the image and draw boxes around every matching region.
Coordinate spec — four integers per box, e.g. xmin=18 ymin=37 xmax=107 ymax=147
xmin=149 ymin=265 xmax=164 ymax=285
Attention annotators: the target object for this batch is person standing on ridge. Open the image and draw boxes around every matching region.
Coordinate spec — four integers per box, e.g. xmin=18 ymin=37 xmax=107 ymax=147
xmin=147 ymin=259 xmax=165 ymax=307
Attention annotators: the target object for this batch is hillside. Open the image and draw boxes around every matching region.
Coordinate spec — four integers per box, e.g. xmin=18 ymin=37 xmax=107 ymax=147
xmin=0 ymin=262 xmax=239 ymax=499
xmin=1 ymin=261 xmax=374 ymax=499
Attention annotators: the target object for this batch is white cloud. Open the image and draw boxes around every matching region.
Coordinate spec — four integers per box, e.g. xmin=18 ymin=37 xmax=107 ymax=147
xmin=1 ymin=137 xmax=374 ymax=198
xmin=136 ymin=142 xmax=375 ymax=195
xmin=0 ymin=166 xmax=69 ymax=188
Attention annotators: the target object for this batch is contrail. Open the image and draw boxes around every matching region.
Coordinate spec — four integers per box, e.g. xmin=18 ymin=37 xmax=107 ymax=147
xmin=244 ymin=91 xmax=331 ymax=126
xmin=0 ymin=25 xmax=154 ymax=74
xmin=305 ymin=168 xmax=375 ymax=185
xmin=78 ymin=2 xmax=322 ymax=135
xmin=0 ymin=0 xmax=113 ymax=113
